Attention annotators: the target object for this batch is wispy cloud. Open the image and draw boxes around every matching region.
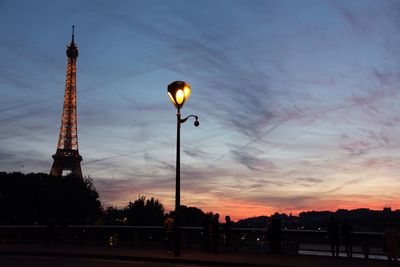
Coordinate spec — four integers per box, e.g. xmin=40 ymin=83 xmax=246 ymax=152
xmin=231 ymin=149 xmax=275 ymax=172
xmin=1 ymin=0 xmax=400 ymax=218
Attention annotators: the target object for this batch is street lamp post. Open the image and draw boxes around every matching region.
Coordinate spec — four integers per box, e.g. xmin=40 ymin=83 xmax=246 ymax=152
xmin=167 ymin=81 xmax=199 ymax=257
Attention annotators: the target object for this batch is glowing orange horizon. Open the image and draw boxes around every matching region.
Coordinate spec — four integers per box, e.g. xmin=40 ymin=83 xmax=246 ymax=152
xmin=156 ymin=197 xmax=400 ymax=222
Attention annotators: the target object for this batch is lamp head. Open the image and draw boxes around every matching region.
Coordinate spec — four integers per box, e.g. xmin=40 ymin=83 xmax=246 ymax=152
xmin=167 ymin=81 xmax=191 ymax=110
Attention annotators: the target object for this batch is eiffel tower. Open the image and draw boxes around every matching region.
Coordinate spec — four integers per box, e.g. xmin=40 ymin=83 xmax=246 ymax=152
xmin=50 ymin=26 xmax=83 ymax=178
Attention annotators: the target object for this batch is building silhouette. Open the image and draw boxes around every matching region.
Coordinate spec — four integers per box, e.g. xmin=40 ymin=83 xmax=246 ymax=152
xmin=50 ymin=26 xmax=83 ymax=178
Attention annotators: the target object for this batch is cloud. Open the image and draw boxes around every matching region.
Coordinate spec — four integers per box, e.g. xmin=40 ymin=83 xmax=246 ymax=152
xmin=182 ymin=146 xmax=208 ymax=159
xmin=1 ymin=1 xmax=400 ymax=218
xmin=0 ymin=150 xmax=15 ymax=161
xmin=338 ymin=127 xmax=394 ymax=157
xmin=295 ymin=177 xmax=323 ymax=185
xmin=318 ymin=178 xmax=361 ymax=195
xmin=331 ymin=0 xmax=368 ymax=36
xmin=0 ymin=37 xmax=61 ymax=70
xmin=340 ymin=140 xmax=371 ymax=157
xmin=0 ymin=97 xmax=58 ymax=113
xmin=361 ymin=156 xmax=400 ymax=169
xmin=233 ymin=194 xmax=318 ymax=212
xmin=231 ymin=149 xmax=275 ymax=172
xmin=0 ymin=71 xmax=42 ymax=93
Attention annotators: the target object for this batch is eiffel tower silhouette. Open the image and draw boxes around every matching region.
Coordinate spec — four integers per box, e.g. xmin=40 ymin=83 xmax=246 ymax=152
xmin=50 ymin=26 xmax=83 ymax=178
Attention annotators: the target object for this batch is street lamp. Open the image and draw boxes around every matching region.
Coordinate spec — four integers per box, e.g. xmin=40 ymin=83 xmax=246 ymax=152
xmin=167 ymin=81 xmax=199 ymax=257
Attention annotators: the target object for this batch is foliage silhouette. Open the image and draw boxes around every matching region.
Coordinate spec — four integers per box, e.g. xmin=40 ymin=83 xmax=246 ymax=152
xmin=179 ymin=205 xmax=206 ymax=227
xmin=0 ymin=172 xmax=102 ymax=225
xmin=2 ymin=172 xmax=397 ymax=231
xmin=123 ymin=196 xmax=165 ymax=226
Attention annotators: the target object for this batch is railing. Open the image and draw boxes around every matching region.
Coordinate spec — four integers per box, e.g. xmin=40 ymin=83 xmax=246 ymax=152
xmin=0 ymin=225 xmax=385 ymax=258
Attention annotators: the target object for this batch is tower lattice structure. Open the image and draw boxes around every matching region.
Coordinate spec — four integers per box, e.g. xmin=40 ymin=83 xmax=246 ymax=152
xmin=50 ymin=26 xmax=83 ymax=178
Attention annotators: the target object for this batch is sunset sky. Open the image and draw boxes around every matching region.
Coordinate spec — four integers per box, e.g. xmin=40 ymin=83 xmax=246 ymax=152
xmin=1 ymin=0 xmax=399 ymax=221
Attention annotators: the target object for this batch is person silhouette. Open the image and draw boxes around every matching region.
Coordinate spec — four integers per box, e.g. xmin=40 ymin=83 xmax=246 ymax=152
xmin=384 ymin=221 xmax=400 ymax=267
xmin=327 ymin=216 xmax=339 ymax=257
xmin=202 ymin=213 xmax=212 ymax=252
xmin=224 ymin=215 xmax=232 ymax=252
xmin=212 ymin=213 xmax=220 ymax=253
xmin=269 ymin=214 xmax=282 ymax=254
xmin=163 ymin=213 xmax=174 ymax=254
xmin=341 ymin=219 xmax=353 ymax=258
xmin=45 ymin=218 xmax=57 ymax=247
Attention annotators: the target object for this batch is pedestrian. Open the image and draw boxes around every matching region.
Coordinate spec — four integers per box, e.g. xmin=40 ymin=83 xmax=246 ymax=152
xmin=212 ymin=213 xmax=220 ymax=253
xmin=327 ymin=216 xmax=340 ymax=257
xmin=163 ymin=213 xmax=174 ymax=254
xmin=384 ymin=222 xmax=400 ymax=267
xmin=202 ymin=213 xmax=212 ymax=252
xmin=269 ymin=213 xmax=282 ymax=254
xmin=224 ymin=215 xmax=232 ymax=252
xmin=341 ymin=219 xmax=353 ymax=258
xmin=44 ymin=218 xmax=57 ymax=247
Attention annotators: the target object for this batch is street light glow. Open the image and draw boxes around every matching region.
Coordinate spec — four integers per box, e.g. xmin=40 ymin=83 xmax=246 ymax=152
xmin=167 ymin=81 xmax=191 ymax=109
xmin=176 ymin=90 xmax=184 ymax=105
xmin=183 ymin=86 xmax=191 ymax=101
xmin=168 ymin=92 xmax=176 ymax=106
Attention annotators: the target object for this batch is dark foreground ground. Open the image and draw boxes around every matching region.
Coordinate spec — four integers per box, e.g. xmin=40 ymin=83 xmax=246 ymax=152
xmin=1 ymin=255 xmax=218 ymax=267
xmin=0 ymin=244 xmax=391 ymax=267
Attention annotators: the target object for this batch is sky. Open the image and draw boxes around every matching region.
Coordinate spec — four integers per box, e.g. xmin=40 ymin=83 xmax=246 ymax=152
xmin=0 ymin=0 xmax=399 ymax=221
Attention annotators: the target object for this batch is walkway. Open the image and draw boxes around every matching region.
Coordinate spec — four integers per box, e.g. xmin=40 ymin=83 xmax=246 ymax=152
xmin=0 ymin=244 xmax=387 ymax=267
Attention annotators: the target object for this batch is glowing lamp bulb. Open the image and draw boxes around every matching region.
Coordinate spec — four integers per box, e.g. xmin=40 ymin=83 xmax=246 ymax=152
xmin=176 ymin=89 xmax=184 ymax=104
xmin=167 ymin=81 xmax=191 ymax=109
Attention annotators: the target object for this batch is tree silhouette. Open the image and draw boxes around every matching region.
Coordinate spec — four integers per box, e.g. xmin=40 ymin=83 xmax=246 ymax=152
xmin=0 ymin=172 xmax=102 ymax=225
xmin=179 ymin=205 xmax=206 ymax=227
xmin=104 ymin=206 xmax=126 ymax=225
xmin=124 ymin=196 xmax=165 ymax=226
